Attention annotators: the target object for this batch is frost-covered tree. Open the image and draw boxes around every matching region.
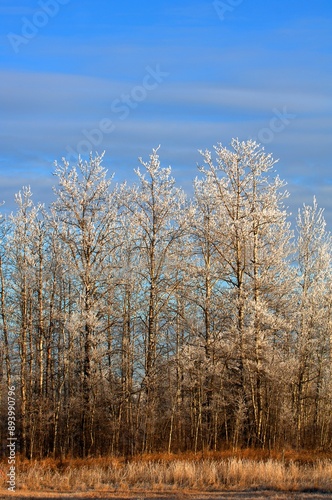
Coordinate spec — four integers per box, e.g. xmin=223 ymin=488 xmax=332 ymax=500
xmin=197 ymin=139 xmax=295 ymax=446
xmin=4 ymin=188 xmax=47 ymax=456
xmin=1 ymin=142 xmax=331 ymax=457
xmin=51 ymin=153 xmax=119 ymax=456
xmin=127 ymin=147 xmax=188 ymax=451
xmin=293 ymin=198 xmax=332 ymax=448
xmin=0 ymin=211 xmax=11 ymax=389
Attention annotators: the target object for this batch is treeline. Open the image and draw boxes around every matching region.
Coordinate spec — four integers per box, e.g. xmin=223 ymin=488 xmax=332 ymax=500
xmin=0 ymin=139 xmax=331 ymax=458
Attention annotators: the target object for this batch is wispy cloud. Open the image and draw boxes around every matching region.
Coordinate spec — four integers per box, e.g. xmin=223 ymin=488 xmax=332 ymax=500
xmin=0 ymin=0 xmax=331 ymax=224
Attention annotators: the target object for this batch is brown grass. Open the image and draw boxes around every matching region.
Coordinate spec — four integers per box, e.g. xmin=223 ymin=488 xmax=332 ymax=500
xmin=0 ymin=451 xmax=331 ymax=494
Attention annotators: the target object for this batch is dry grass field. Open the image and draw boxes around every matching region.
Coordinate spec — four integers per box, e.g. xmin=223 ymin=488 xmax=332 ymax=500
xmin=0 ymin=450 xmax=331 ymax=497
xmin=0 ymin=492 xmax=332 ymax=500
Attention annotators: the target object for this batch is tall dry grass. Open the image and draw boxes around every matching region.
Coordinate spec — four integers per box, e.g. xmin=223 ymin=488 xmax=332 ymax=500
xmin=0 ymin=454 xmax=331 ymax=493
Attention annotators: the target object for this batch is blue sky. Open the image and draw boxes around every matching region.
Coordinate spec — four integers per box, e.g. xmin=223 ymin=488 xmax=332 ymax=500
xmin=1 ymin=0 xmax=332 ymax=224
